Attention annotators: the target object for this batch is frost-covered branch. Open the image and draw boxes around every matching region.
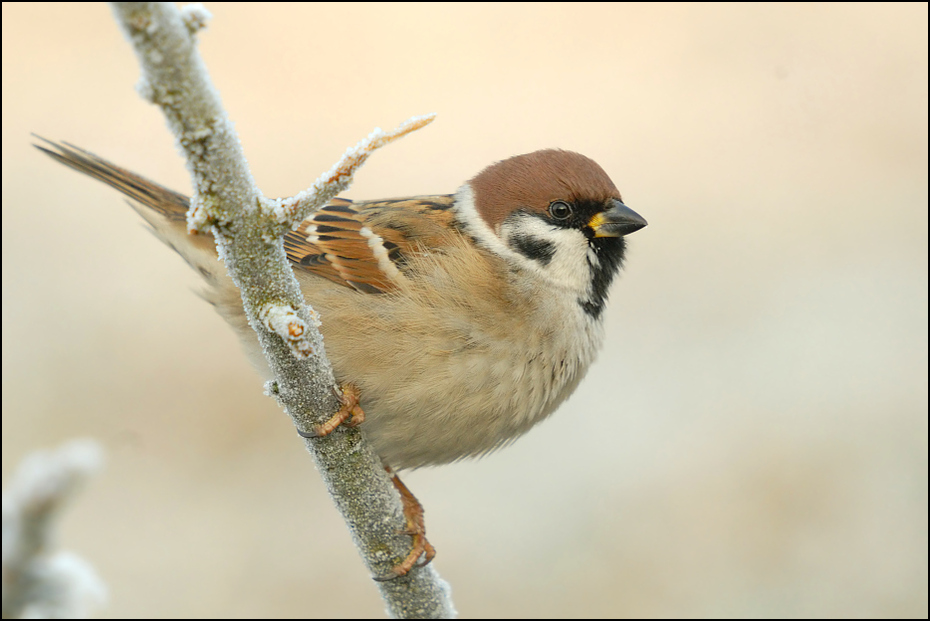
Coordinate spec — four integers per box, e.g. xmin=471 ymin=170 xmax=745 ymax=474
xmin=107 ymin=3 xmax=453 ymax=617
xmin=271 ymin=114 xmax=436 ymax=225
xmin=1 ymin=440 xmax=107 ymax=619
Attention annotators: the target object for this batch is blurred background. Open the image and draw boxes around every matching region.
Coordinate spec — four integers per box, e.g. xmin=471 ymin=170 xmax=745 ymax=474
xmin=3 ymin=3 xmax=927 ymax=618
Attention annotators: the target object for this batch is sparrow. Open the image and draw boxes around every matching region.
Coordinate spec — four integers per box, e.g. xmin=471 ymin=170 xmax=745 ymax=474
xmin=36 ymin=140 xmax=647 ymax=578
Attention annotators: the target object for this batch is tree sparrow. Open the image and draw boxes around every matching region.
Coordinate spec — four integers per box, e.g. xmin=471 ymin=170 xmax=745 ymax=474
xmin=36 ymin=141 xmax=647 ymax=577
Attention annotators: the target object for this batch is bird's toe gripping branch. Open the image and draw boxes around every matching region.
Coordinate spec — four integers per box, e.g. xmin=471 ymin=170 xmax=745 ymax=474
xmin=296 ymin=383 xmax=365 ymax=438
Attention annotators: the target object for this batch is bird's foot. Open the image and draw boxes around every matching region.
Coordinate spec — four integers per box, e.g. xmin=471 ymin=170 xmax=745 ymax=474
xmin=296 ymin=383 xmax=365 ymax=438
xmin=374 ymin=469 xmax=436 ymax=581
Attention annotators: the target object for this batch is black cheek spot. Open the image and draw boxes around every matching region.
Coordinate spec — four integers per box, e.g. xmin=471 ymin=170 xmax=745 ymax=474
xmin=510 ymin=233 xmax=556 ymax=266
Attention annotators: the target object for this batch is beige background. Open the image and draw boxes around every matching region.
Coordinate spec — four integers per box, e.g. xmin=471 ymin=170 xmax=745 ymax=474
xmin=3 ymin=3 xmax=927 ymax=618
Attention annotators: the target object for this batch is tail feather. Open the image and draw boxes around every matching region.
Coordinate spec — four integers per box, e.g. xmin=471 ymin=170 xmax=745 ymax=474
xmin=33 ymin=137 xmax=191 ymax=221
xmin=33 ymin=137 xmax=227 ymax=288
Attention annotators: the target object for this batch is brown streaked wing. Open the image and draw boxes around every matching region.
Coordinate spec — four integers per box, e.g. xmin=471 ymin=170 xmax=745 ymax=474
xmin=284 ymin=195 xmax=456 ymax=294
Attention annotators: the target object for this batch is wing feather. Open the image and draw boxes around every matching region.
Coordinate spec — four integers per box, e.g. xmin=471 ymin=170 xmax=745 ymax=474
xmin=34 ymin=137 xmax=459 ymax=296
xmin=284 ymin=195 xmax=456 ymax=293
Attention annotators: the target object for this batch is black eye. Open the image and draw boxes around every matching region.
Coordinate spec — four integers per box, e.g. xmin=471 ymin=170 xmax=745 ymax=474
xmin=549 ymin=200 xmax=573 ymax=220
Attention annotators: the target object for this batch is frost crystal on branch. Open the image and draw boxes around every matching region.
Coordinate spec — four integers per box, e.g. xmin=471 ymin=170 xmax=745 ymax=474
xmin=260 ymin=303 xmax=321 ymax=359
xmin=180 ymin=3 xmax=212 ymax=33
xmin=272 ymin=113 xmax=437 ymax=226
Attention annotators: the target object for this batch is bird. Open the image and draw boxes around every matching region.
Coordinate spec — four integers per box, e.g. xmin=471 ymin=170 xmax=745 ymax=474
xmin=36 ymin=139 xmax=647 ymax=579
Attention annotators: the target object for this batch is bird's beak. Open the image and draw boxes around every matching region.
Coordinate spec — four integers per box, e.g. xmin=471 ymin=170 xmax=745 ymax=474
xmin=589 ymin=199 xmax=648 ymax=237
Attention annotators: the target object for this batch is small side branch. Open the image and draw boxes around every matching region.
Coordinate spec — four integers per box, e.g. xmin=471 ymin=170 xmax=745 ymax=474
xmin=272 ymin=114 xmax=436 ymax=227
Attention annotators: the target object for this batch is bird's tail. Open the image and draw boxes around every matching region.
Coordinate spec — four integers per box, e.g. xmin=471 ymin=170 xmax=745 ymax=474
xmin=33 ymin=137 xmax=227 ymax=288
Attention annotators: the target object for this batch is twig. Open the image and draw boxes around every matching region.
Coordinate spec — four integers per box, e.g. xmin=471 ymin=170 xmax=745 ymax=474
xmin=1 ymin=440 xmax=107 ymax=619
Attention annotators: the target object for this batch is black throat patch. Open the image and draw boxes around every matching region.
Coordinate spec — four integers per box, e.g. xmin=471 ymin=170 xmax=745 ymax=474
xmin=580 ymin=236 xmax=626 ymax=319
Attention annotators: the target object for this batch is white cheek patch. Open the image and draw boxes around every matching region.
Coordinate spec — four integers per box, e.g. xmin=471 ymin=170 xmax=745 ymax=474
xmin=454 ymin=184 xmax=595 ymax=297
xmin=500 ymin=215 xmax=593 ymax=296
xmin=453 ymin=183 xmax=514 ymax=259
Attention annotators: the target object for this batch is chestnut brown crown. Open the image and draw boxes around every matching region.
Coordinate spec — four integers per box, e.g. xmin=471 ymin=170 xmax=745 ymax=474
xmin=468 ymin=149 xmax=623 ymax=228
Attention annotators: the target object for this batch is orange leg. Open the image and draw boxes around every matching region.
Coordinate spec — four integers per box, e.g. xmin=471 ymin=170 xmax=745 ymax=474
xmin=294 ymin=385 xmax=434 ymax=579
xmin=374 ymin=468 xmax=437 ymax=581
xmin=296 ymin=383 xmax=365 ymax=438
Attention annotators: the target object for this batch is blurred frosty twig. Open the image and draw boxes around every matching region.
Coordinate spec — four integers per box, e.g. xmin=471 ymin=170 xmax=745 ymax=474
xmin=1 ymin=440 xmax=106 ymax=619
